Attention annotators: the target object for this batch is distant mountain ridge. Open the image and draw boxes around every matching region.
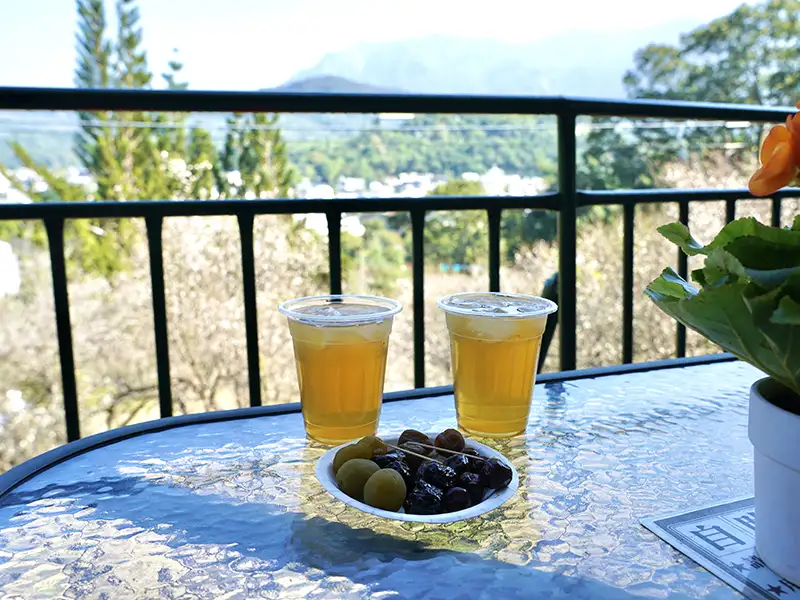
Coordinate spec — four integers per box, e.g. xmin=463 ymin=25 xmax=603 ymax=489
xmin=270 ymin=75 xmax=402 ymax=94
xmin=287 ymin=21 xmax=700 ymax=97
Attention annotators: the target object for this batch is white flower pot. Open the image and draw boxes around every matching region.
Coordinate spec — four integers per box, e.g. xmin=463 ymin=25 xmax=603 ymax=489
xmin=749 ymin=377 xmax=800 ymax=585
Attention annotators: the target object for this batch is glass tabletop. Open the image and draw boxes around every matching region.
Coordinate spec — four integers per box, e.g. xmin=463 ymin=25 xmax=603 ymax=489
xmin=0 ymin=361 xmax=760 ymax=599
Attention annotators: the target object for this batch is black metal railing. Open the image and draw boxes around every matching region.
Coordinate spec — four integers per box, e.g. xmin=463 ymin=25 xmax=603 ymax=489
xmin=0 ymin=87 xmax=797 ymax=442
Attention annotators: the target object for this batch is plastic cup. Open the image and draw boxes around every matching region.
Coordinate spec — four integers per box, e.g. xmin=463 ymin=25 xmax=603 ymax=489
xmin=438 ymin=291 xmax=558 ymax=437
xmin=279 ymin=294 xmax=402 ymax=444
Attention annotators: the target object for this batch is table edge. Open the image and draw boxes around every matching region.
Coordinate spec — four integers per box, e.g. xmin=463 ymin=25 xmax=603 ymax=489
xmin=0 ymin=353 xmax=736 ymax=498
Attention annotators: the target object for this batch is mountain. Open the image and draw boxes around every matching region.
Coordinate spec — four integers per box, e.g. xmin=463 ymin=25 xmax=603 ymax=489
xmin=289 ymin=21 xmax=700 ymax=97
xmin=271 ymin=75 xmax=402 ymax=95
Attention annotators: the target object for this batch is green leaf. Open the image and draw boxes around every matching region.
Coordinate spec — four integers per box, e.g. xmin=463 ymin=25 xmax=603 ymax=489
xmin=772 ymin=296 xmax=800 ymax=325
xmin=658 ymin=218 xmax=800 ymax=267
xmin=745 ymin=266 xmax=800 ymax=290
xmin=700 ymin=248 xmax=747 ymax=286
xmin=793 ymin=215 xmax=800 ymax=231
xmin=648 ymin=273 xmax=800 ymax=396
xmin=645 ymin=267 xmax=698 ymax=300
xmin=657 ymin=222 xmax=707 ymax=255
xmin=724 ymin=236 xmax=800 ymax=270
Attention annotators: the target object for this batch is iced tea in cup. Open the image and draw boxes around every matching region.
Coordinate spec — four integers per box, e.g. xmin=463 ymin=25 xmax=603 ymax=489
xmin=438 ymin=292 xmax=557 ymax=437
xmin=279 ymin=295 xmax=401 ymax=444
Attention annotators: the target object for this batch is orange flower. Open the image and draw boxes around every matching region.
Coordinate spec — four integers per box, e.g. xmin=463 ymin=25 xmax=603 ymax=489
xmin=749 ymin=101 xmax=800 ymax=197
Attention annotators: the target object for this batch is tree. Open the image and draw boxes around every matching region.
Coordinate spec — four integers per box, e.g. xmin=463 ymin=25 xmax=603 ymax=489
xmin=238 ymin=113 xmax=294 ymax=198
xmin=581 ymin=0 xmax=799 ymax=193
xmin=625 ymin=0 xmax=798 ymax=107
xmin=188 ymin=128 xmax=217 ymax=200
xmin=422 ymin=179 xmax=488 ymax=268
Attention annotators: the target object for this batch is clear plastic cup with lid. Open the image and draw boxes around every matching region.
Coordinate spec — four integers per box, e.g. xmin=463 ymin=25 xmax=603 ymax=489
xmin=438 ymin=291 xmax=557 ymax=437
xmin=279 ymin=295 xmax=402 ymax=443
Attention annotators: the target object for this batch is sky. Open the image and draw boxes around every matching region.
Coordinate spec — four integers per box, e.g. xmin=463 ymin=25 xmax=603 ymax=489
xmin=0 ymin=0 xmax=751 ymax=91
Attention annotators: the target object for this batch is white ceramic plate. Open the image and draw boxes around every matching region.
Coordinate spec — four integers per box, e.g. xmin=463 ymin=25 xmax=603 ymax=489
xmin=315 ymin=433 xmax=519 ymax=524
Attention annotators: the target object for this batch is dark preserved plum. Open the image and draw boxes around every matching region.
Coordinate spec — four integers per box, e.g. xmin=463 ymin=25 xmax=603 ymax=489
xmin=442 ymin=487 xmax=471 ymax=512
xmin=480 ymin=458 xmax=513 ymax=490
xmin=458 ymin=472 xmax=485 ymax=505
xmin=385 ymin=460 xmax=414 ymax=490
xmin=373 ymin=451 xmax=406 ymax=469
xmin=404 ymin=481 xmax=443 ymax=515
xmin=398 ymin=429 xmax=433 ymax=447
xmin=435 ymin=428 xmax=465 ymax=453
xmin=418 ymin=460 xmax=456 ymax=490
xmin=399 ymin=442 xmax=432 ymax=471
xmin=445 ymin=454 xmax=471 ymax=477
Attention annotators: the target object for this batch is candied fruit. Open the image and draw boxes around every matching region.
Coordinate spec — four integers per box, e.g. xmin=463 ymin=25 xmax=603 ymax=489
xmin=480 ymin=458 xmax=513 ymax=490
xmin=385 ymin=460 xmax=414 ymax=490
xmin=398 ymin=429 xmax=433 ymax=447
xmin=333 ymin=444 xmax=372 ymax=474
xmin=399 ymin=442 xmax=433 ymax=471
xmin=445 ymin=454 xmax=471 ymax=477
xmin=404 ymin=481 xmax=443 ymax=515
xmin=364 ymin=469 xmax=407 ymax=511
xmin=336 ymin=458 xmax=379 ymax=501
xmin=357 ymin=435 xmax=388 ymax=457
xmin=373 ymin=451 xmax=406 ymax=469
xmin=442 ymin=487 xmax=471 ymax=512
xmin=435 ymin=428 xmax=465 ymax=453
xmin=418 ymin=461 xmax=456 ymax=490
xmin=458 ymin=472 xmax=485 ymax=505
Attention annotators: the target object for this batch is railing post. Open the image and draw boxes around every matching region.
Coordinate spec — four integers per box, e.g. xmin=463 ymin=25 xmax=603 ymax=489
xmin=487 ymin=207 xmax=501 ymax=292
xmin=326 ymin=211 xmax=342 ymax=295
xmin=676 ymin=200 xmax=689 ymax=358
xmin=772 ymin=198 xmax=782 ymax=227
xmin=622 ymin=204 xmax=635 ymax=364
xmin=44 ymin=218 xmax=80 ymax=442
xmin=238 ymin=213 xmax=262 ymax=407
xmin=411 ymin=209 xmax=426 ymax=388
xmin=145 ymin=216 xmax=173 ymax=418
xmin=557 ymin=113 xmax=578 ymax=371
xmin=725 ymin=199 xmax=736 ymax=223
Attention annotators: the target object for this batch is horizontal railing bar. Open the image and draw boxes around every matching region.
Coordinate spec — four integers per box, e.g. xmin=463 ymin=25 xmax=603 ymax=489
xmin=578 ymin=187 xmax=800 ymax=206
xmin=0 ymin=194 xmax=562 ymax=220
xmin=4 ymin=188 xmax=795 ymax=223
xmin=0 ymin=87 xmax=794 ymax=121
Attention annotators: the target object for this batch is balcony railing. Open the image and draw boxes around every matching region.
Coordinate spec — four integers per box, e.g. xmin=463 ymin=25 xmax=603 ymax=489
xmin=0 ymin=87 xmax=797 ymax=443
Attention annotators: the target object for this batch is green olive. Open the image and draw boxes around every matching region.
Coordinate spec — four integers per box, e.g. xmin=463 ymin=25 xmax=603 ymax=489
xmin=356 ymin=435 xmax=389 ymax=457
xmin=336 ymin=458 xmax=380 ymax=502
xmin=332 ymin=444 xmax=372 ymax=475
xmin=363 ymin=468 xmax=407 ymax=511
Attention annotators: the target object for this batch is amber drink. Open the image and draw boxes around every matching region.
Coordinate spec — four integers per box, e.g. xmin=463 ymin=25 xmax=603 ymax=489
xmin=438 ymin=292 xmax=557 ymax=437
xmin=279 ymin=295 xmax=401 ymax=443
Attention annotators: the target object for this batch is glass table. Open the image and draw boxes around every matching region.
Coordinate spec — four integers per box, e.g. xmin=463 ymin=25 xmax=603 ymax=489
xmin=0 ymin=359 xmax=759 ymax=599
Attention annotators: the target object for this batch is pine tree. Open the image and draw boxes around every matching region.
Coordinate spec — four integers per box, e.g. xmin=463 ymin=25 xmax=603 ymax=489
xmin=237 ymin=113 xmax=294 ymax=198
xmin=188 ymin=128 xmax=217 ymax=199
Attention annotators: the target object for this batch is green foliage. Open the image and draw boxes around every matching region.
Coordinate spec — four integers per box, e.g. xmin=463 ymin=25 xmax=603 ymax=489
xmin=582 ymin=0 xmax=799 ymax=192
xmin=238 ymin=113 xmax=294 ymax=197
xmin=290 ymin=115 xmax=558 ymax=185
xmin=0 ymin=0 xmax=295 ymax=283
xmin=647 ymin=217 xmax=800 ymax=399
xmin=341 ymin=219 xmax=407 ymax=296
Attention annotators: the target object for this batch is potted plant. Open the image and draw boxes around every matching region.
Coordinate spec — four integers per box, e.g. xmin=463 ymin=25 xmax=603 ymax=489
xmin=646 ymin=101 xmax=800 ymax=583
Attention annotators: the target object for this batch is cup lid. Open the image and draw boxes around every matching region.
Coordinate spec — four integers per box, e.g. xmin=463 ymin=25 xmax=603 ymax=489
xmin=278 ymin=294 xmax=402 ymax=325
xmin=437 ymin=291 xmax=557 ymax=318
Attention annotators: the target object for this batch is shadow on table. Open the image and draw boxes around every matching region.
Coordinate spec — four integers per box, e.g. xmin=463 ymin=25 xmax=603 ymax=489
xmin=1 ymin=475 xmax=705 ymax=600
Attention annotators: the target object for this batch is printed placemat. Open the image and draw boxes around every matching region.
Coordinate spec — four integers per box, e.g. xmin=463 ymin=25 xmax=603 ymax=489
xmin=642 ymin=497 xmax=800 ymax=599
